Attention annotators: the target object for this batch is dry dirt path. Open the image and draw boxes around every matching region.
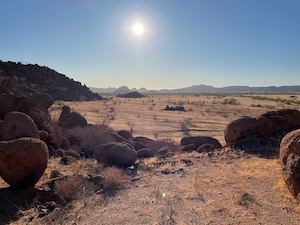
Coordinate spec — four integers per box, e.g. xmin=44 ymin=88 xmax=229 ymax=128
xmin=42 ymin=151 xmax=300 ymax=225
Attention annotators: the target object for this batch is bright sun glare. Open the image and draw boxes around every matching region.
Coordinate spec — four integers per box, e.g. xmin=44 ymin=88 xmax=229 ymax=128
xmin=132 ymin=22 xmax=144 ymax=36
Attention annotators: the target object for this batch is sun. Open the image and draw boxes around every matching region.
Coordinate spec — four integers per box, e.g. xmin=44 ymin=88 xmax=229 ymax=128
xmin=132 ymin=22 xmax=145 ymax=36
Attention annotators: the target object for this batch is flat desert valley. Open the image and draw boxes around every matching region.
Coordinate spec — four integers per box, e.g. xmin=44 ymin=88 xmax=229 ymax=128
xmin=60 ymin=93 xmax=298 ymax=144
xmin=2 ymin=93 xmax=300 ymax=225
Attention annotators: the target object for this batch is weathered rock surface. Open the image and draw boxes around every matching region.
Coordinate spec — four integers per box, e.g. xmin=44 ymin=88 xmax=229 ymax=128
xmin=130 ymin=141 xmax=148 ymax=151
xmin=181 ymin=136 xmax=222 ymax=150
xmin=0 ymin=111 xmax=39 ymax=141
xmin=225 ymin=109 xmax=300 ymax=147
xmin=0 ymin=138 xmax=48 ymax=188
xmin=0 ymin=94 xmax=53 ymax=131
xmin=117 ymin=130 xmax=133 ymax=139
xmin=224 ymin=117 xmax=261 ymax=145
xmin=280 ymin=129 xmax=300 ymax=196
xmin=58 ymin=106 xmax=87 ymax=128
xmin=180 ymin=143 xmax=196 ymax=152
xmin=137 ymin=148 xmax=155 ymax=158
xmin=95 ymin=142 xmax=137 ymax=168
xmin=196 ymin=144 xmax=216 ymax=153
xmin=39 ymin=130 xmax=49 ymax=142
xmin=258 ymin=109 xmax=300 ymax=136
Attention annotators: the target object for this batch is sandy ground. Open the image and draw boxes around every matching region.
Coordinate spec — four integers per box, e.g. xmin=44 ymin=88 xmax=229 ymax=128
xmin=52 ymin=94 xmax=299 ymax=144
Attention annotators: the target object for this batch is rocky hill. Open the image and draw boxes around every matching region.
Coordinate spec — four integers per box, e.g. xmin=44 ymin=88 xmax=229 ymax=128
xmin=117 ymin=91 xmax=146 ymax=98
xmin=0 ymin=60 xmax=102 ymax=101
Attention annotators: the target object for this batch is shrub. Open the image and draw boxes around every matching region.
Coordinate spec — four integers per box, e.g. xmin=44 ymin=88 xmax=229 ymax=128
xmin=55 ymin=100 xmax=64 ymax=106
xmin=101 ymin=167 xmax=128 ymax=195
xmin=54 ymin=176 xmax=96 ymax=202
xmin=180 ymin=118 xmax=193 ymax=136
xmin=222 ymin=98 xmax=240 ymax=105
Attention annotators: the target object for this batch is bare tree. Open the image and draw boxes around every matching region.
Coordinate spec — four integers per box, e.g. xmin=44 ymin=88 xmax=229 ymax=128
xmin=127 ymin=121 xmax=134 ymax=135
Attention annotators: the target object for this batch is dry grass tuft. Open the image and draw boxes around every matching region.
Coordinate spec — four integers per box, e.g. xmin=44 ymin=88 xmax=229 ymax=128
xmin=101 ymin=167 xmax=128 ymax=195
xmin=54 ymin=176 xmax=96 ymax=202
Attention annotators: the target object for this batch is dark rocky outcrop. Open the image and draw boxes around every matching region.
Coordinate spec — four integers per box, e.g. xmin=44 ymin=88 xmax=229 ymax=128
xmin=0 ymin=60 xmax=102 ymax=101
xmin=165 ymin=105 xmax=186 ymax=112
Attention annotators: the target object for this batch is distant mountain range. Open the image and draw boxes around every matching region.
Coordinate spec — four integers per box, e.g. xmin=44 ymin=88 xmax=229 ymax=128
xmin=90 ymin=84 xmax=300 ymax=94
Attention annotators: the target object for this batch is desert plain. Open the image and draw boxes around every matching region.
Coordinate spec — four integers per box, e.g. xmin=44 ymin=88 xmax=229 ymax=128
xmin=1 ymin=93 xmax=300 ymax=225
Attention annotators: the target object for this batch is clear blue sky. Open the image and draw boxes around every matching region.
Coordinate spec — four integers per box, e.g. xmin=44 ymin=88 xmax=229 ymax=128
xmin=1 ymin=0 xmax=299 ymax=89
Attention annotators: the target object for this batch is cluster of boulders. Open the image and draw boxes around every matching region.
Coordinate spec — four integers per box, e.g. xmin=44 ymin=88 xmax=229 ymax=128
xmin=58 ymin=105 xmax=87 ymax=128
xmin=93 ymin=130 xmax=168 ymax=168
xmin=224 ymin=108 xmax=300 ymax=197
xmin=180 ymin=136 xmax=222 ymax=153
xmin=165 ymin=105 xmax=186 ymax=112
xmin=0 ymin=94 xmax=91 ymax=188
xmin=224 ymin=109 xmax=300 ymax=148
xmin=0 ymin=94 xmax=53 ymax=188
xmin=0 ymin=93 xmax=178 ymax=182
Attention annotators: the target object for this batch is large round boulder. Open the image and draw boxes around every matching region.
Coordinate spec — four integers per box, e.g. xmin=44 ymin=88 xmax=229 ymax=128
xmin=29 ymin=93 xmax=54 ymax=110
xmin=0 ymin=111 xmax=39 ymax=141
xmin=180 ymin=143 xmax=196 ymax=152
xmin=0 ymin=137 xmax=49 ymax=188
xmin=137 ymin=148 xmax=155 ymax=158
xmin=258 ymin=109 xmax=300 ymax=136
xmin=0 ymin=94 xmax=53 ymax=131
xmin=129 ymin=141 xmax=148 ymax=151
xmin=280 ymin=129 xmax=300 ymax=196
xmin=117 ymin=130 xmax=133 ymax=139
xmin=58 ymin=106 xmax=87 ymax=128
xmin=181 ymin=136 xmax=222 ymax=149
xmin=224 ymin=117 xmax=262 ymax=145
xmin=95 ymin=142 xmax=138 ymax=168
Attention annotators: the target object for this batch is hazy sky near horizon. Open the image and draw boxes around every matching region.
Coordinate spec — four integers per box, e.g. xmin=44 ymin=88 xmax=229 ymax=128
xmin=1 ymin=0 xmax=299 ymax=89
